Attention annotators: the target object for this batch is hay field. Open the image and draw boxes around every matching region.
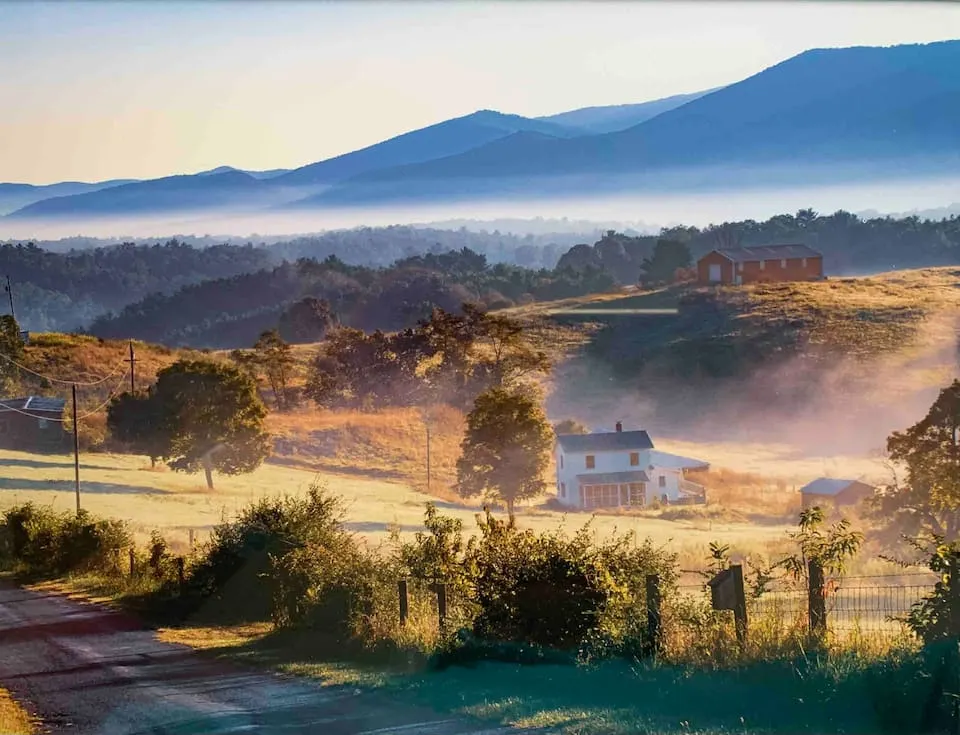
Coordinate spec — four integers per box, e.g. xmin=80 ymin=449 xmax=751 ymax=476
xmin=0 ymin=448 xmax=793 ymax=555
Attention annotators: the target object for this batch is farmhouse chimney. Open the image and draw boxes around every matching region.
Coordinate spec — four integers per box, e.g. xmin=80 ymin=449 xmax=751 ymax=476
xmin=615 ymin=421 xmax=622 ymax=433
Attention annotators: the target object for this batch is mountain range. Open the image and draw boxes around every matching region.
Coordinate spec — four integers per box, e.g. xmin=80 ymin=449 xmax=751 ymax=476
xmin=4 ymin=40 xmax=959 ymax=221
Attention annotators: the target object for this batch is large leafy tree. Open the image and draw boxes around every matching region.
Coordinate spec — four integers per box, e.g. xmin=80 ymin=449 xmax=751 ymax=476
xmin=252 ymin=330 xmax=296 ymax=411
xmin=879 ymin=380 xmax=960 ymax=539
xmin=106 ymin=390 xmax=168 ymax=467
xmin=278 ymin=297 xmax=338 ymax=344
xmin=456 ymin=386 xmax=553 ymax=519
xmin=152 ymin=360 xmax=271 ymax=489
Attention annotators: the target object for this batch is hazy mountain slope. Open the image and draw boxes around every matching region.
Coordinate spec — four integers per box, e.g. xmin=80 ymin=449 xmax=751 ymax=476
xmin=313 ymin=41 xmax=960 ymax=200
xmin=0 ymin=179 xmax=138 ymax=216
xmin=6 ymin=170 xmax=270 ymax=218
xmin=274 ymin=110 xmax=584 ymax=187
xmin=536 ymin=90 xmax=713 ymax=133
xmin=195 ymin=165 xmax=291 ymax=179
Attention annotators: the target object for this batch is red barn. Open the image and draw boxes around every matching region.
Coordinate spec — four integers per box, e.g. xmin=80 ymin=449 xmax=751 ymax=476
xmin=697 ymin=244 xmax=823 ymax=285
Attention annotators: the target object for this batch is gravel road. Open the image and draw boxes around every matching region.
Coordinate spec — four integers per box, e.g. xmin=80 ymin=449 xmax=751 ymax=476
xmin=0 ymin=583 xmax=531 ymax=735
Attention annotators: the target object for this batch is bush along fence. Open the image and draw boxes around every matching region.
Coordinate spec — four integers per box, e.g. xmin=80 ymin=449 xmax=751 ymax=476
xmin=0 ymin=494 xmax=956 ymax=668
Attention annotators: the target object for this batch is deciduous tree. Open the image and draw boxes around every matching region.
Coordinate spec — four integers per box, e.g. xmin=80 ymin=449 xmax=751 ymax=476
xmin=152 ymin=360 xmax=271 ymax=489
xmin=456 ymin=386 xmax=553 ymax=520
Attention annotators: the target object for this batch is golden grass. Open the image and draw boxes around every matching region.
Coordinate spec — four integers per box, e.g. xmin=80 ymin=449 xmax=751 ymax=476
xmin=0 ymin=688 xmax=34 ymax=735
xmin=267 ymin=406 xmax=464 ymax=496
xmin=0 ymin=448 xmax=794 ymax=553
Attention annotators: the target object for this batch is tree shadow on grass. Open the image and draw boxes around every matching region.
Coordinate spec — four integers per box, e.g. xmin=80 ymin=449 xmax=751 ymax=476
xmin=0 ymin=457 xmax=119 ymax=472
xmin=0 ymin=476 xmax=168 ymax=495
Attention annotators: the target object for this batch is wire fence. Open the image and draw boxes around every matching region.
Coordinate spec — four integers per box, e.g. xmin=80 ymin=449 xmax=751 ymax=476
xmin=671 ymin=572 xmax=937 ymax=645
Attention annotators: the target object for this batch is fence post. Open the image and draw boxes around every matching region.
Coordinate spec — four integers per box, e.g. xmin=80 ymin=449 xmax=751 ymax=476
xmin=808 ymin=559 xmax=827 ymax=640
xmin=436 ymin=583 xmax=447 ymax=632
xmin=176 ymin=556 xmax=185 ymax=592
xmin=398 ymin=579 xmax=409 ymax=626
xmin=731 ymin=564 xmax=748 ymax=649
xmin=645 ymin=574 xmax=662 ymax=657
xmin=128 ymin=548 xmax=135 ymax=578
xmin=188 ymin=528 xmax=195 ymax=549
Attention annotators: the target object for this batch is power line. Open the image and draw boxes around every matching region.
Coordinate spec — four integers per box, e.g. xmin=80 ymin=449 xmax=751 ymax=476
xmin=0 ymin=351 xmax=128 ymax=386
xmin=0 ymin=370 xmax=130 ymax=423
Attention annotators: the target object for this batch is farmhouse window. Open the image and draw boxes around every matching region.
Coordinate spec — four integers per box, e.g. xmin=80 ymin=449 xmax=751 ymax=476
xmin=560 ymin=482 xmax=566 ymax=497
xmin=659 ymin=475 xmax=667 ymax=488
xmin=38 ymin=418 xmax=49 ymax=429
xmin=628 ymin=482 xmax=646 ymax=506
xmin=585 ymin=455 xmax=595 ymax=469
xmin=560 ymin=454 xmax=563 ymax=469
xmin=629 ymin=452 xmax=639 ymax=466
xmin=780 ymin=258 xmax=787 ymax=268
xmin=759 ymin=260 xmax=765 ymax=270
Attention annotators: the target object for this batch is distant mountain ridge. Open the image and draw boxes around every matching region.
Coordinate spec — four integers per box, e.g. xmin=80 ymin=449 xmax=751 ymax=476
xmin=5 ymin=40 xmax=959 ymax=219
xmin=536 ymin=90 xmax=715 ymax=133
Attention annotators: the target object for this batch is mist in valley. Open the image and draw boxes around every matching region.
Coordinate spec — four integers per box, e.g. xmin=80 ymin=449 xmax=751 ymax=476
xmin=4 ymin=171 xmax=960 ymax=245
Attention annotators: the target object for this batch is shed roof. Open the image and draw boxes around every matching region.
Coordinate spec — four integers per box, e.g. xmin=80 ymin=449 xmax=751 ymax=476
xmin=707 ymin=244 xmax=822 ymax=263
xmin=576 ymin=471 xmax=650 ymax=485
xmin=0 ymin=396 xmax=67 ymax=414
xmin=799 ymin=478 xmax=874 ymax=497
xmin=557 ymin=430 xmax=654 ymax=453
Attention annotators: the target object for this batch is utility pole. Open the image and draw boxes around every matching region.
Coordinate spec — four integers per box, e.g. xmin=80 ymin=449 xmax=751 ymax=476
xmin=426 ymin=419 xmax=432 ymax=494
xmin=5 ymin=275 xmax=14 ymax=321
xmin=72 ymin=383 xmax=81 ymax=514
xmin=126 ymin=340 xmax=137 ymax=393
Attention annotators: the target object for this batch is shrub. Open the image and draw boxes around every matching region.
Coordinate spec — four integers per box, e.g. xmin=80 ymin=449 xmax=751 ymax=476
xmin=466 ymin=510 xmax=675 ymax=649
xmin=0 ymin=503 xmax=129 ymax=575
xmin=905 ymin=540 xmax=960 ymax=643
xmin=184 ymin=484 xmax=349 ymax=622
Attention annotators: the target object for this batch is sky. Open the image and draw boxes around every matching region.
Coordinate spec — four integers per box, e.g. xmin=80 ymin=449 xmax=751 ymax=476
xmin=2 ymin=1 xmax=959 ymax=185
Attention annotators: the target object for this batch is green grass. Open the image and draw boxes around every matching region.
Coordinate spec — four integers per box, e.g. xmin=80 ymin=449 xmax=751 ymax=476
xmin=153 ymin=623 xmax=895 ymax=735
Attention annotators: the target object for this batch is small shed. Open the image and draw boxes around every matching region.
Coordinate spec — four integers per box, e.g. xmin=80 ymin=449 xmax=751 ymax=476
xmin=0 ymin=396 xmax=68 ymax=453
xmin=799 ymin=478 xmax=875 ymax=509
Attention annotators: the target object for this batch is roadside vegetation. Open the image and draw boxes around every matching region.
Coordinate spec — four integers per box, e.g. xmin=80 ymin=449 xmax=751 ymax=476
xmin=0 ymin=688 xmax=35 ymax=735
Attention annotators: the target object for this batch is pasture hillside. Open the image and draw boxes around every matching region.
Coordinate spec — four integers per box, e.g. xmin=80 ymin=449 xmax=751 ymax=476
xmin=519 ymin=268 xmax=960 ymax=457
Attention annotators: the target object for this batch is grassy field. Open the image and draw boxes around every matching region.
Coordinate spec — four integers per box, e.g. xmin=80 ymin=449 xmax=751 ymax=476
xmin=0 ymin=447 xmax=798 ymax=557
xmin=0 ymin=688 xmax=34 ymax=735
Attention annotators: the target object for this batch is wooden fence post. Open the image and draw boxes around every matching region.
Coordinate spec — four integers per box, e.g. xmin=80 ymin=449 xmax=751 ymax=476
xmin=177 ymin=556 xmax=185 ymax=591
xmin=436 ymin=583 xmax=447 ymax=632
xmin=129 ymin=548 xmax=135 ymax=578
xmin=188 ymin=528 xmax=195 ymax=549
xmin=731 ymin=564 xmax=748 ymax=649
xmin=645 ymin=574 xmax=662 ymax=657
xmin=398 ymin=580 xmax=409 ymax=626
xmin=808 ymin=559 xmax=827 ymax=640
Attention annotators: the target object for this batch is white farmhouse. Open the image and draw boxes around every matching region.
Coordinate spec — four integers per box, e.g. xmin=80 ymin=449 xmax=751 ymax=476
xmin=555 ymin=422 xmax=709 ymax=509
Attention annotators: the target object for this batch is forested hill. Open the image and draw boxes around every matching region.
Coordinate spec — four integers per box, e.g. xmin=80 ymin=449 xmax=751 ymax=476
xmin=87 ymin=249 xmax=616 ymax=348
xmin=0 ymin=240 xmax=271 ymax=331
xmin=559 ymin=210 xmax=960 ymax=283
xmin=0 ymin=227 xmax=590 ymax=333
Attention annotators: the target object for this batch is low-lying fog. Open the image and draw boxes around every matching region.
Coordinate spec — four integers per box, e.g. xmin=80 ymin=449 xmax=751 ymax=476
xmin=3 ymin=174 xmax=959 ymax=242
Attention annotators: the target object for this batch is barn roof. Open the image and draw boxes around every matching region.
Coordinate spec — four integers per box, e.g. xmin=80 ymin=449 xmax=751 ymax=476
xmin=0 ymin=396 xmax=67 ymax=414
xmin=576 ymin=471 xmax=650 ymax=484
xmin=799 ymin=478 xmax=874 ymax=497
xmin=557 ymin=430 xmax=654 ymax=453
xmin=708 ymin=244 xmax=822 ymax=263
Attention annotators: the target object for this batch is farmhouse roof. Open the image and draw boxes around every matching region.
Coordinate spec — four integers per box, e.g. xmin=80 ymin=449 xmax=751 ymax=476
xmin=557 ymin=430 xmax=654 ymax=453
xmin=709 ymin=244 xmax=822 ymax=263
xmin=649 ymin=449 xmax=710 ymax=471
xmin=799 ymin=478 xmax=874 ymax=497
xmin=576 ymin=471 xmax=651 ymax=484
xmin=0 ymin=396 xmax=67 ymax=414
